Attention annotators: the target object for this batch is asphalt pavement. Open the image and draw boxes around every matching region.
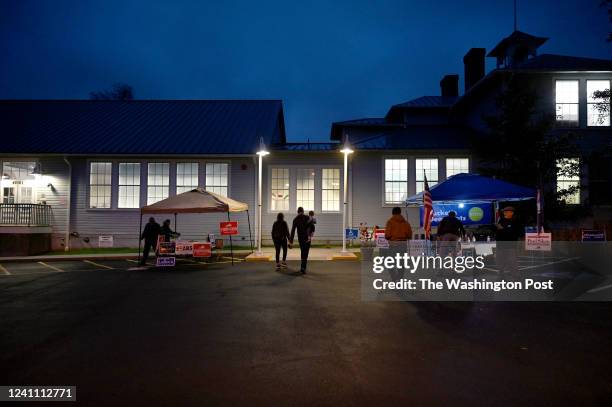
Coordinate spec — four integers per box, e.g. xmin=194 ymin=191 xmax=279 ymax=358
xmin=1 ymin=258 xmax=612 ymax=406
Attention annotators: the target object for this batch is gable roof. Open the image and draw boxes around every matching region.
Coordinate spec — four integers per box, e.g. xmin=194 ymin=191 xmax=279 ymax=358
xmin=330 ymin=117 xmax=398 ymax=140
xmin=389 ymin=96 xmax=458 ymax=108
xmin=511 ymin=54 xmax=612 ymax=72
xmin=0 ymin=100 xmax=286 ymax=155
xmin=487 ymin=30 xmax=548 ymax=58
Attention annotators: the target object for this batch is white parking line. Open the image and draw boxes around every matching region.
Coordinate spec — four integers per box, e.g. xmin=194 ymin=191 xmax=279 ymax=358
xmin=0 ymin=264 xmax=10 ymax=275
xmin=83 ymin=260 xmax=114 ymax=270
xmin=587 ymin=283 xmax=612 ymax=294
xmin=518 ymin=257 xmax=579 ymax=271
xmin=38 ymin=261 xmax=65 ymax=272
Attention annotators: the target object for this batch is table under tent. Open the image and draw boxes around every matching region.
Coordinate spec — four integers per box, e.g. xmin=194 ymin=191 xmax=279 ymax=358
xmin=138 ymin=188 xmax=253 ymax=265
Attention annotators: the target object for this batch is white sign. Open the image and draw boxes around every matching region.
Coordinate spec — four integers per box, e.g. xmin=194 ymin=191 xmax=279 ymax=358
xmin=175 ymin=241 xmax=193 ymax=256
xmin=375 ymin=235 xmax=389 ymax=249
xmin=525 ymin=233 xmax=552 ymax=251
xmin=98 ymin=235 xmax=114 ymax=248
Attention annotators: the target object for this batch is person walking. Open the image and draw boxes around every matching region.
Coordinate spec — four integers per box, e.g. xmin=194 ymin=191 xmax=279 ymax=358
xmin=308 ymin=210 xmax=317 ymax=242
xmin=495 ymin=206 xmax=523 ymax=276
xmin=290 ymin=207 xmax=313 ymax=274
xmin=140 ymin=217 xmax=160 ymax=266
xmin=271 ymin=212 xmax=290 ymax=270
xmin=384 ymin=207 xmax=413 ymax=242
xmin=437 ymin=211 xmax=465 ymax=256
xmin=160 ymin=219 xmax=179 ymax=242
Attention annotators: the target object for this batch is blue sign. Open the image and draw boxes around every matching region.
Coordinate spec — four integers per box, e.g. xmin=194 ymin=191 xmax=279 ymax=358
xmin=420 ymin=203 xmax=492 ymax=226
xmin=156 ymin=257 xmax=176 ymax=267
xmin=582 ymin=230 xmax=606 ymax=242
xmin=345 ymin=228 xmax=359 ymax=239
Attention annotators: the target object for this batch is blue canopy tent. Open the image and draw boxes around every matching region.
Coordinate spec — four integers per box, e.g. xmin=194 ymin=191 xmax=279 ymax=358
xmin=405 ymin=173 xmax=536 ymax=205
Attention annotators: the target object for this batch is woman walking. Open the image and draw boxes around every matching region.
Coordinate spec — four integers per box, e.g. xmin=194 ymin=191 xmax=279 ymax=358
xmin=271 ymin=213 xmax=291 ymax=270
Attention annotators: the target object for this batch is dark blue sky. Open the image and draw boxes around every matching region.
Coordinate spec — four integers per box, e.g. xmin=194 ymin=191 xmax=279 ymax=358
xmin=1 ymin=0 xmax=609 ymax=141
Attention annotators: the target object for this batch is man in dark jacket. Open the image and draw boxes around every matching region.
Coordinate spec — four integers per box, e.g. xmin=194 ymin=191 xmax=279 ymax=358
xmin=140 ymin=217 xmax=161 ymax=265
xmin=495 ymin=206 xmax=523 ymax=275
xmin=290 ymin=207 xmax=314 ymax=274
xmin=437 ymin=211 xmax=465 ymax=256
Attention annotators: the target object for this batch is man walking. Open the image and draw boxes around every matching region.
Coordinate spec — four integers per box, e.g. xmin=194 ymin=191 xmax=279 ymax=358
xmin=495 ymin=206 xmax=523 ymax=276
xmin=140 ymin=217 xmax=161 ymax=266
xmin=290 ymin=207 xmax=313 ymax=274
xmin=437 ymin=210 xmax=465 ymax=256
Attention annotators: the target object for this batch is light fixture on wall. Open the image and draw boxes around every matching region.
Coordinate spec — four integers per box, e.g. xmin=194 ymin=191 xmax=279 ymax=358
xmin=31 ymin=162 xmax=42 ymax=176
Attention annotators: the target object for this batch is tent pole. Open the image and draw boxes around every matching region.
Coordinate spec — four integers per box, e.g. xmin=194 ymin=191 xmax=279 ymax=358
xmin=246 ymin=209 xmax=254 ymax=254
xmin=174 ymin=212 xmax=177 ymax=236
xmin=227 ymin=211 xmax=234 ymax=265
xmin=138 ymin=210 xmax=142 ymax=264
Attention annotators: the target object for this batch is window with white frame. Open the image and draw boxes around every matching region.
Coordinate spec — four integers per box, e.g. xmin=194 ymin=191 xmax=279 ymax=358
xmin=416 ymin=158 xmax=438 ymax=194
xmin=446 ymin=158 xmax=469 ymax=178
xmin=587 ymin=80 xmax=610 ymax=127
xmin=556 ymin=158 xmax=580 ymax=205
xmin=322 ymin=168 xmax=340 ymax=212
xmin=205 ymin=163 xmax=228 ymax=196
xmin=555 ymin=80 xmax=579 ymax=127
xmin=176 ymin=162 xmax=199 ymax=194
xmin=384 ymin=159 xmax=408 ymax=205
xmin=147 ymin=163 xmax=169 ymax=205
xmin=89 ymin=162 xmax=112 ymax=208
xmin=118 ymin=163 xmax=140 ymax=208
xmin=296 ymin=168 xmax=315 ymax=211
xmin=270 ymin=168 xmax=289 ymax=211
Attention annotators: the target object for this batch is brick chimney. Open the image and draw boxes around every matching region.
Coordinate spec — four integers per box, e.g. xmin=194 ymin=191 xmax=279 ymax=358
xmin=463 ymin=48 xmax=486 ymax=92
xmin=440 ymin=74 xmax=459 ymax=97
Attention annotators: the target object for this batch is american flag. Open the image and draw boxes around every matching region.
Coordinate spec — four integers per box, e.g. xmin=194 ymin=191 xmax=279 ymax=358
xmin=422 ymin=171 xmax=434 ymax=239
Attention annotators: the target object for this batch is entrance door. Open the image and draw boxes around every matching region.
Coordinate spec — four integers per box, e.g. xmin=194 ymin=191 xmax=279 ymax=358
xmin=1 ymin=185 xmax=34 ymax=204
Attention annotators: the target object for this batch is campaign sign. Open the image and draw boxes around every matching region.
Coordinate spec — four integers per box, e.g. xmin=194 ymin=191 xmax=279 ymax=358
xmin=220 ymin=221 xmax=238 ymax=235
xmin=345 ymin=228 xmax=359 ymax=240
xmin=158 ymin=241 xmax=176 ymax=255
xmin=582 ymin=229 xmax=606 ymax=242
xmin=525 ymin=232 xmax=552 ymax=251
xmin=98 ymin=235 xmax=114 ymax=248
xmin=375 ymin=234 xmax=389 ymax=248
xmin=193 ymin=242 xmax=212 ymax=257
xmin=420 ymin=203 xmax=492 ymax=226
xmin=156 ymin=256 xmax=176 ymax=267
xmin=175 ymin=241 xmax=193 ymax=256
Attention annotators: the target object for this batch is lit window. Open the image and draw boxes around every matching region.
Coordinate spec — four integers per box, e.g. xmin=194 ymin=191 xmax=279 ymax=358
xmin=2 ymin=161 xmax=36 ymax=180
xmin=176 ymin=162 xmax=199 ymax=194
xmin=271 ymin=168 xmax=289 ymax=211
xmin=296 ymin=169 xmax=315 ymax=211
xmin=147 ymin=163 xmax=169 ymax=204
xmin=118 ymin=163 xmax=140 ymax=208
xmin=416 ymin=158 xmax=438 ymax=194
xmin=587 ymin=80 xmax=610 ymax=127
xmin=555 ymin=80 xmax=579 ymax=127
xmin=205 ymin=163 xmax=228 ymax=196
xmin=384 ymin=159 xmax=407 ymax=204
xmin=556 ymin=158 xmax=580 ymax=205
xmin=322 ymin=168 xmax=340 ymax=212
xmin=446 ymin=158 xmax=469 ymax=178
xmin=89 ymin=162 xmax=112 ymax=208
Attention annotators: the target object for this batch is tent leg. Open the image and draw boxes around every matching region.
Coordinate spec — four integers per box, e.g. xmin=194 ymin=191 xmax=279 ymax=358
xmin=137 ymin=211 xmax=142 ymax=265
xmin=174 ymin=212 xmax=177 ymax=235
xmin=246 ymin=209 xmax=253 ymax=254
xmin=228 ymin=211 xmax=234 ymax=265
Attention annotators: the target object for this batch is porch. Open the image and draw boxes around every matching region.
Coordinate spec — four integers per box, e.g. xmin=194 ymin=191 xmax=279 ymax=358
xmin=0 ymin=204 xmax=53 ymax=255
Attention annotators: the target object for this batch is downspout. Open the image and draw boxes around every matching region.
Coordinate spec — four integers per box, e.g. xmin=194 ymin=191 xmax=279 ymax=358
xmin=63 ymin=156 xmax=72 ymax=251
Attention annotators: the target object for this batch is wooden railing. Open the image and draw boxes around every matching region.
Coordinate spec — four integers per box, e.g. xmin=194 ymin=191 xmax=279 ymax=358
xmin=0 ymin=204 xmax=52 ymax=226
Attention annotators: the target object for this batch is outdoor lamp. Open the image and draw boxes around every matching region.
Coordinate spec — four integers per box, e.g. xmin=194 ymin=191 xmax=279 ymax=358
xmin=340 ymin=135 xmax=353 ymax=254
xmin=31 ymin=162 xmax=42 ymax=176
xmin=256 ymin=137 xmax=269 ymax=255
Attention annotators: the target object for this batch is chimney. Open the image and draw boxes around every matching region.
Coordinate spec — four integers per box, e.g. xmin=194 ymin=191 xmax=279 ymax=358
xmin=440 ymin=74 xmax=459 ymax=97
xmin=463 ymin=48 xmax=486 ymax=92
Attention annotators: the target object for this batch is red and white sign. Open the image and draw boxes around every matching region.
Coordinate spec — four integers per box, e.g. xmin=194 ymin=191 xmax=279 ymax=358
xmin=193 ymin=242 xmax=212 ymax=258
xmin=525 ymin=232 xmax=552 ymax=251
xmin=220 ymin=221 xmax=238 ymax=235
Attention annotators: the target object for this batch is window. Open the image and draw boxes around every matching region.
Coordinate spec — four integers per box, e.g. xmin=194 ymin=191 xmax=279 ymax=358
xmin=118 ymin=163 xmax=140 ymax=208
xmin=147 ymin=163 xmax=169 ymax=205
xmin=2 ymin=161 xmax=36 ymax=180
xmin=587 ymin=80 xmax=610 ymax=127
xmin=271 ymin=168 xmax=289 ymax=211
xmin=176 ymin=162 xmax=199 ymax=194
xmin=296 ymin=168 xmax=315 ymax=210
xmin=556 ymin=158 xmax=580 ymax=205
xmin=416 ymin=158 xmax=438 ymax=194
xmin=322 ymin=168 xmax=340 ymax=212
xmin=384 ymin=159 xmax=407 ymax=204
xmin=205 ymin=163 xmax=228 ymax=196
xmin=555 ymin=80 xmax=579 ymax=127
xmin=89 ymin=162 xmax=112 ymax=208
xmin=446 ymin=158 xmax=469 ymax=178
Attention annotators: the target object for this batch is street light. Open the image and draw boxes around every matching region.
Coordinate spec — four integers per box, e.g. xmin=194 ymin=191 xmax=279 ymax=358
xmin=340 ymin=136 xmax=353 ymax=254
xmin=256 ymin=137 xmax=269 ymax=255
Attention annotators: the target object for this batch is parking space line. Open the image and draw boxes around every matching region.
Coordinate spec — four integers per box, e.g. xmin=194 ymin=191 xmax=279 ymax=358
xmin=83 ymin=260 xmax=114 ymax=269
xmin=38 ymin=261 xmax=65 ymax=272
xmin=0 ymin=264 xmax=10 ymax=275
xmin=587 ymin=283 xmax=612 ymax=294
xmin=126 ymin=259 xmax=139 ymax=263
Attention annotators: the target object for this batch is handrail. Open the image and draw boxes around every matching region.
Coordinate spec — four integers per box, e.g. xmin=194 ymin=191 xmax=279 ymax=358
xmin=0 ymin=204 xmax=52 ymax=226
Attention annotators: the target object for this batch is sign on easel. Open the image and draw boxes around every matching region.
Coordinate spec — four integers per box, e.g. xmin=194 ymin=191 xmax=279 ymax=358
xmin=220 ymin=221 xmax=238 ymax=235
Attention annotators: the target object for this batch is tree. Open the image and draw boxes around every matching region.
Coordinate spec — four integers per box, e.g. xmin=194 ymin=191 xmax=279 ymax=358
xmin=473 ymin=74 xmax=583 ymax=221
xmin=602 ymin=0 xmax=612 ymax=42
xmin=89 ymin=83 xmax=134 ymax=100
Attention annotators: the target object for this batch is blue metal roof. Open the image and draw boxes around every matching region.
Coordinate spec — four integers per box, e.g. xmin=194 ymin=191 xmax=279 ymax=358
xmin=390 ymin=96 xmax=458 ymax=108
xmin=273 ymin=142 xmax=339 ymax=151
xmin=351 ymin=126 xmax=471 ymax=150
xmin=0 ymin=100 xmax=286 ymax=155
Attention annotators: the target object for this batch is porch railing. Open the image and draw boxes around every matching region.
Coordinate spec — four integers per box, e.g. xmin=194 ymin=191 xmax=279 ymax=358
xmin=0 ymin=204 xmax=52 ymax=226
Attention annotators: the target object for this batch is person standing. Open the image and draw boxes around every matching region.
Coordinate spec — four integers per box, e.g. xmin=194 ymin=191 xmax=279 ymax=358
xmin=308 ymin=210 xmax=317 ymax=242
xmin=271 ymin=212 xmax=290 ymax=270
xmin=384 ymin=207 xmax=413 ymax=242
xmin=437 ymin=211 xmax=465 ymax=256
xmin=140 ymin=217 xmax=160 ymax=266
xmin=160 ymin=219 xmax=179 ymax=242
xmin=290 ymin=207 xmax=313 ymax=274
xmin=495 ymin=206 xmax=523 ymax=276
